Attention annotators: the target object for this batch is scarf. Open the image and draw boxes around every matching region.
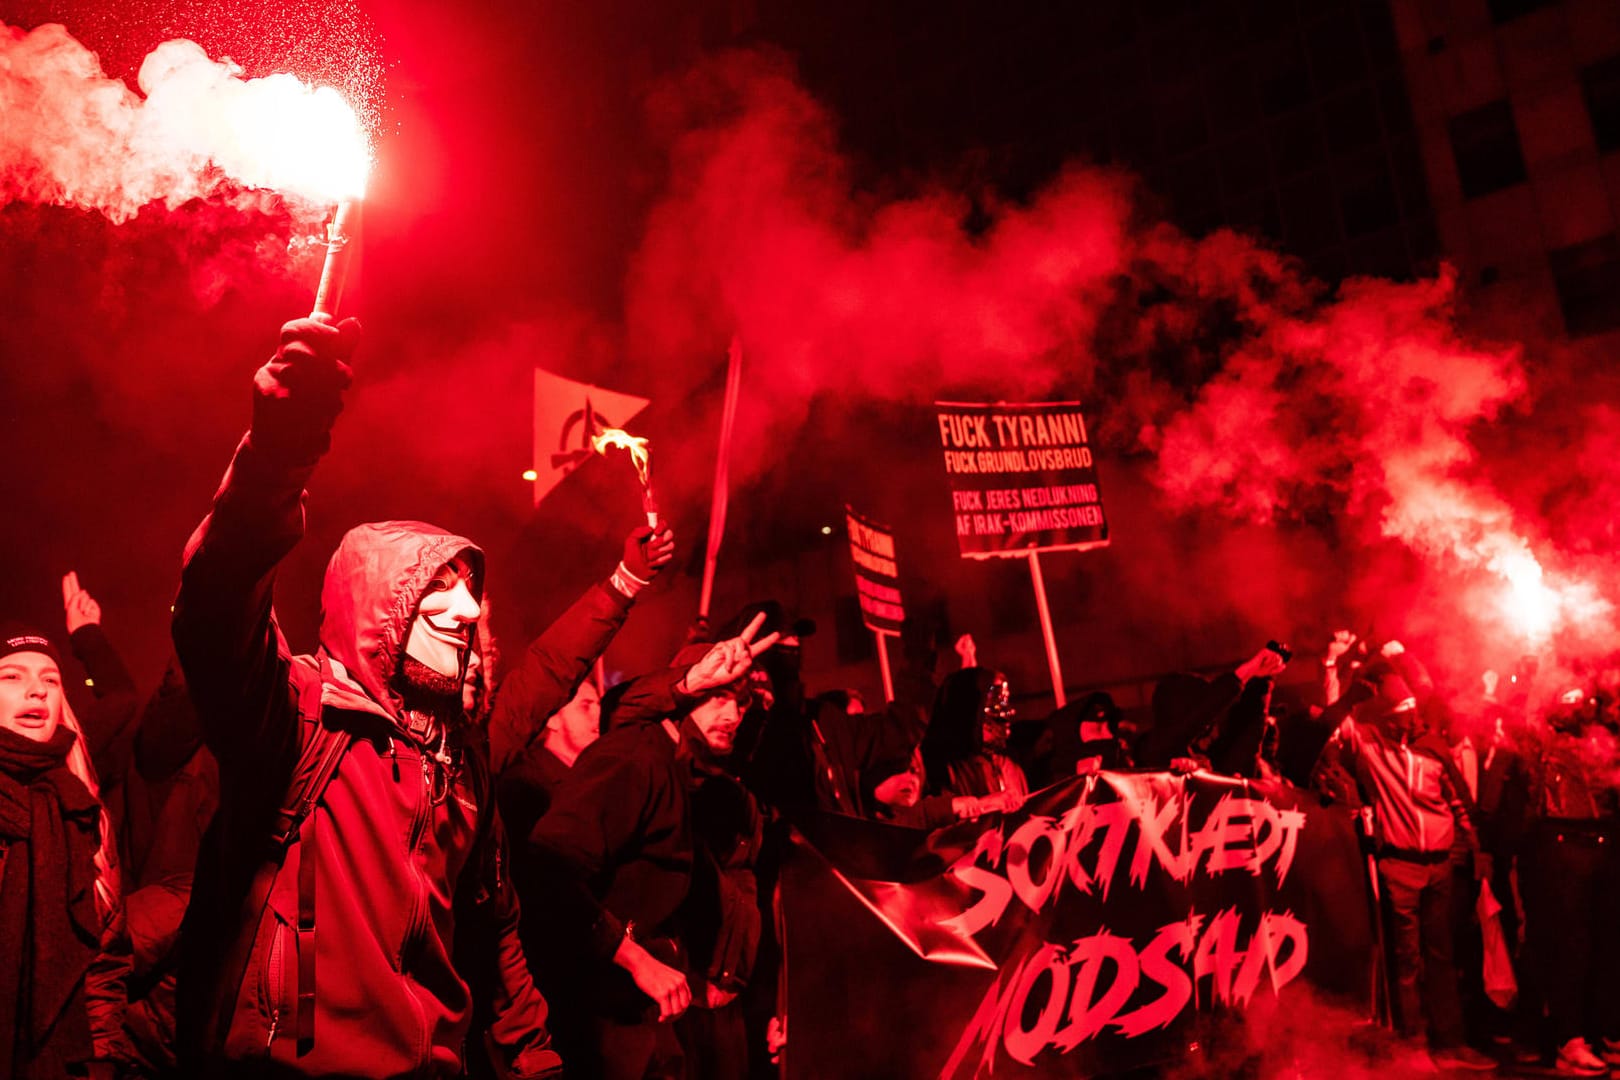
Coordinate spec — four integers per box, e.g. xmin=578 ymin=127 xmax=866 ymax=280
xmin=0 ymin=726 xmax=103 ymax=1078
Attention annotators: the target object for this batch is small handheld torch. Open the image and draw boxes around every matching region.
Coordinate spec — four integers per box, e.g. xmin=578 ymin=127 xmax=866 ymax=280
xmin=591 ymin=428 xmax=659 ymax=528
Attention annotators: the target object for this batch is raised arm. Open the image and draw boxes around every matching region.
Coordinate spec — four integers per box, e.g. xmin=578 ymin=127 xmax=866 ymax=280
xmin=62 ymin=573 xmax=140 ymax=776
xmin=171 ymin=317 xmax=359 ymax=770
xmin=487 ymin=525 xmax=674 ymax=773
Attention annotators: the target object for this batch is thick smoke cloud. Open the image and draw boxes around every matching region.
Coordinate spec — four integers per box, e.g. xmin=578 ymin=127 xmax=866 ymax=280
xmin=619 ymin=48 xmax=1620 ymax=692
xmin=1 ymin=21 xmax=367 ymax=222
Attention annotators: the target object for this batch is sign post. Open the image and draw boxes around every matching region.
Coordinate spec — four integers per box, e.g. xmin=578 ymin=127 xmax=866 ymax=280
xmin=699 ymin=335 xmax=745 ymax=620
xmin=934 ymin=400 xmax=1110 ymax=706
xmin=1025 ymin=549 xmax=1065 ymax=707
xmin=845 ymin=505 xmax=905 ymax=703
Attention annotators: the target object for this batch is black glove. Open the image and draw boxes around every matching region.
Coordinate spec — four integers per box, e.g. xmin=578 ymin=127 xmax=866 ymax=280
xmin=621 ymin=524 xmax=675 ymax=583
xmin=250 ymin=316 xmax=361 ymax=463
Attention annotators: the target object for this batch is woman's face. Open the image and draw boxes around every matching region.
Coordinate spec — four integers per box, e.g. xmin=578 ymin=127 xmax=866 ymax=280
xmin=0 ymin=651 xmax=63 ymax=743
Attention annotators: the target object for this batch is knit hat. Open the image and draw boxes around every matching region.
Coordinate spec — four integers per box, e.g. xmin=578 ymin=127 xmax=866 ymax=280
xmin=1363 ymin=658 xmax=1417 ymax=715
xmin=0 ymin=622 xmax=61 ymax=667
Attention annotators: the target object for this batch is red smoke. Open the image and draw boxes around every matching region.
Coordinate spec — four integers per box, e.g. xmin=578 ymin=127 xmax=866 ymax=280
xmin=626 ymin=50 xmax=1131 ymax=414
xmin=620 ymin=48 xmax=1620 ymax=686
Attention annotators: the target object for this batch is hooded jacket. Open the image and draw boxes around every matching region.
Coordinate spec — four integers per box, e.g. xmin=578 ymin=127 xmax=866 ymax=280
xmin=920 ymin=668 xmax=1027 ymax=801
xmin=1326 ymin=713 xmax=1475 ymax=855
xmin=174 ymin=435 xmax=558 ymax=1078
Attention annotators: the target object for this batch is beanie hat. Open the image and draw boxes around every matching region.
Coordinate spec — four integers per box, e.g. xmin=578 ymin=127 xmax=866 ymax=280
xmin=0 ymin=622 xmax=62 ymax=668
xmin=1363 ymin=658 xmax=1416 ymax=714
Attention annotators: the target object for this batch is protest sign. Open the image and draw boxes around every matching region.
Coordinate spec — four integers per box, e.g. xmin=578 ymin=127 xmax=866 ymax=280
xmin=936 ymin=401 xmax=1109 ymax=559
xmin=846 ymin=505 xmax=904 ymax=634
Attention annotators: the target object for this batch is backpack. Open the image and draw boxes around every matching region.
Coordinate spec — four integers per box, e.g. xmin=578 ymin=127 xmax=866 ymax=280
xmin=199 ymin=667 xmax=354 ymax=1058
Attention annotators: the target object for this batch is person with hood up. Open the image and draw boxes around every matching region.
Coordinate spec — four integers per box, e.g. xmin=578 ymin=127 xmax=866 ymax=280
xmin=919 ymin=667 xmax=1027 ymax=815
xmin=171 ymin=316 xmax=560 ymax=1078
xmin=0 ymin=624 xmax=129 ymax=1079
xmin=523 ymin=615 xmax=778 ymax=1079
xmin=1135 ymin=644 xmax=1287 ymax=771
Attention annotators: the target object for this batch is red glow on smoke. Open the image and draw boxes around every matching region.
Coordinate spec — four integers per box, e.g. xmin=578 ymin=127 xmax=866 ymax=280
xmin=627 ymin=51 xmax=1131 ymax=407
xmin=1 ymin=21 xmax=370 ymax=221
xmin=622 ymin=49 xmax=1620 ymax=678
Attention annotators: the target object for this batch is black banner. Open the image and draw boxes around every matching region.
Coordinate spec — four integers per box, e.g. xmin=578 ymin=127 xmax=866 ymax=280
xmin=846 ymin=504 xmax=905 ymax=634
xmin=936 ymin=401 xmax=1109 ymax=558
xmin=781 ymin=772 xmax=1376 ymax=1078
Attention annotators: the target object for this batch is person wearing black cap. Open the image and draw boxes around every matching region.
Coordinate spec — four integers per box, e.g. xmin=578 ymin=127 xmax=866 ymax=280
xmin=523 ymin=615 xmax=777 ymax=1079
xmin=0 ymin=624 xmax=128 ymax=1079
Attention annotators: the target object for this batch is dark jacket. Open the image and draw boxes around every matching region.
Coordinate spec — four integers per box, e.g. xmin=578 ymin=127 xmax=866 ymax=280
xmin=920 ymin=669 xmax=1027 ymax=801
xmin=74 ymin=634 xmax=217 ymax=1075
xmin=1323 ymin=715 xmax=1476 ymax=855
xmin=173 ymin=434 xmax=558 ymax=1077
xmin=1137 ymin=671 xmax=1244 ymax=768
xmin=1524 ymin=721 xmax=1618 ymax=826
xmin=525 ymin=720 xmax=695 ymax=1020
xmin=0 ymin=727 xmax=128 ymax=1079
xmin=486 ymin=582 xmax=633 ymax=777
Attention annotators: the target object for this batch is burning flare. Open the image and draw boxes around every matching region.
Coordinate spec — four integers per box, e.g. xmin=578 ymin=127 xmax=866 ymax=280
xmin=591 ymin=428 xmax=651 ymax=484
xmin=592 ymin=428 xmax=659 ymax=528
xmin=2 ymin=23 xmax=372 ymax=220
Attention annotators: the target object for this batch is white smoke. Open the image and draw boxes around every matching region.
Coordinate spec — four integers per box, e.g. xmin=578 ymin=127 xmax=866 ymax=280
xmin=1 ymin=21 xmax=369 ymax=222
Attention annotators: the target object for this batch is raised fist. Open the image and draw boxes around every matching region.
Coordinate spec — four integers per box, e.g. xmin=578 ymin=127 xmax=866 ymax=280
xmin=622 ymin=524 xmax=675 ymax=583
xmin=250 ymin=316 xmax=362 ymax=463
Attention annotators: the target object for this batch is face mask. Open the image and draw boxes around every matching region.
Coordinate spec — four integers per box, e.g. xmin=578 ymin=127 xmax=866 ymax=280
xmin=981 ymin=674 xmax=1015 ymax=751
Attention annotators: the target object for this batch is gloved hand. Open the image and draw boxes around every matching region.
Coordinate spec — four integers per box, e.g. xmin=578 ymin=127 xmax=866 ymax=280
xmin=250 ymin=316 xmax=361 ymax=463
xmin=622 ymin=524 xmax=676 ymax=582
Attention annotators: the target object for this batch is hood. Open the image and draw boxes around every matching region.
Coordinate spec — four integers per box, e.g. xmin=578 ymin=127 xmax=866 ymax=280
xmin=922 ymin=667 xmax=1001 ymax=775
xmin=318 ymin=520 xmax=484 ymax=722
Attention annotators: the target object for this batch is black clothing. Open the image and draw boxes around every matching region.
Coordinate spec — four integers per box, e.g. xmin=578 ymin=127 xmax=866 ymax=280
xmin=1378 ymin=852 xmax=1468 ymax=1048
xmin=1138 ymin=671 xmax=1247 ymax=768
xmin=1520 ymin=822 xmax=1620 ymax=1045
xmin=499 ymin=744 xmax=571 ymax=849
xmin=0 ymin=727 xmax=106 ymax=1078
xmin=527 ymin=722 xmax=696 ymax=1008
xmin=487 ymin=582 xmax=633 ymax=776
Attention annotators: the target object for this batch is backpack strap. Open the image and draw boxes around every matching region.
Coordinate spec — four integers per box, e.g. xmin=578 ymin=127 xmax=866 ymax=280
xmin=214 ymin=671 xmax=353 ymax=1057
xmin=290 ymin=724 xmax=350 ymax=1048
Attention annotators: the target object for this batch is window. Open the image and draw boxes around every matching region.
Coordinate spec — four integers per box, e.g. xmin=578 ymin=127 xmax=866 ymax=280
xmin=1549 ymin=234 xmax=1620 ymax=338
xmin=1447 ymin=100 xmax=1528 ymax=199
xmin=1581 ymin=54 xmax=1620 ymax=154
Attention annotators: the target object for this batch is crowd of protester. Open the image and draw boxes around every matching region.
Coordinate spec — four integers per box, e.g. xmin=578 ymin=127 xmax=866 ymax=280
xmin=2 ymin=315 xmax=1618 ymax=1078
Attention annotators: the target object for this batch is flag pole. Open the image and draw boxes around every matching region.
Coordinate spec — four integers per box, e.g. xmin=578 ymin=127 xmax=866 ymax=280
xmin=874 ymin=631 xmax=896 ymax=704
xmin=699 ymin=335 xmax=744 ymax=620
xmin=1026 ymin=549 xmax=1066 ymax=707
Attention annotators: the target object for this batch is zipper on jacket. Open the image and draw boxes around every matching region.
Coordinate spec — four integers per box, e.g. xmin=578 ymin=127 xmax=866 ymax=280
xmin=265 ymin=921 xmax=287 ymax=1049
xmin=1400 ymin=742 xmax=1427 ymax=850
